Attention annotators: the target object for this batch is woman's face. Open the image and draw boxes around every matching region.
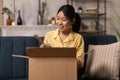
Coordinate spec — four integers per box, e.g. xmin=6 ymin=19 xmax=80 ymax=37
xmin=56 ymin=11 xmax=73 ymax=33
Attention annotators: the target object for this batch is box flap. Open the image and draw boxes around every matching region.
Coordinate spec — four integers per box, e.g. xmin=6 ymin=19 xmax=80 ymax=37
xmin=26 ymin=47 xmax=76 ymax=58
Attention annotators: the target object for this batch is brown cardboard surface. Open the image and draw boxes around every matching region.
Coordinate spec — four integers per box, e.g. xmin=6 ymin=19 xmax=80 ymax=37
xmin=26 ymin=47 xmax=76 ymax=58
xmin=26 ymin=47 xmax=77 ymax=80
xmin=29 ymin=58 xmax=77 ymax=80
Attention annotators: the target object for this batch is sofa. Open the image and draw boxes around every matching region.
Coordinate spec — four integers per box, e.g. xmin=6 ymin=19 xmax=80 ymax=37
xmin=0 ymin=35 xmax=118 ymax=80
xmin=78 ymin=34 xmax=119 ymax=80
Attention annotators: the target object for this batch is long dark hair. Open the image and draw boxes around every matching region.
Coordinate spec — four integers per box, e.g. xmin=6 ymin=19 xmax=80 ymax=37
xmin=57 ymin=5 xmax=81 ymax=33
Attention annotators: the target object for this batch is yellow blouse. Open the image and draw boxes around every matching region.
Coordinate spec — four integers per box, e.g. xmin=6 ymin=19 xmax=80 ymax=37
xmin=44 ymin=29 xmax=84 ymax=69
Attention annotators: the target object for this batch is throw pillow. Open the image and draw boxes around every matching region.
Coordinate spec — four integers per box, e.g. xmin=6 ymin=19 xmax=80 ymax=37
xmin=85 ymin=42 xmax=120 ymax=80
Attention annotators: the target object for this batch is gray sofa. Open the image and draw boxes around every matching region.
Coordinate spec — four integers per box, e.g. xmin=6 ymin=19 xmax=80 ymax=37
xmin=0 ymin=35 xmax=118 ymax=80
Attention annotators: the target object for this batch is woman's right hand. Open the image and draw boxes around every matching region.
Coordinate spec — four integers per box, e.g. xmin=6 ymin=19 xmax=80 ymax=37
xmin=40 ymin=43 xmax=51 ymax=48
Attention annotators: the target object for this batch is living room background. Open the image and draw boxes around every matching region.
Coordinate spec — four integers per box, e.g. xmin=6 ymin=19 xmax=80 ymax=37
xmin=0 ymin=0 xmax=120 ymax=40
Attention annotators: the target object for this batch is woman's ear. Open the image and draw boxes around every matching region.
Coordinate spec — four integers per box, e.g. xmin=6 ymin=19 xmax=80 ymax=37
xmin=72 ymin=18 xmax=75 ymax=24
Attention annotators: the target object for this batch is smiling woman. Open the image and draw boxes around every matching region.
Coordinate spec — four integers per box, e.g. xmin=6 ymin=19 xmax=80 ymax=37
xmin=0 ymin=0 xmax=3 ymax=25
xmin=40 ymin=4 xmax=84 ymax=69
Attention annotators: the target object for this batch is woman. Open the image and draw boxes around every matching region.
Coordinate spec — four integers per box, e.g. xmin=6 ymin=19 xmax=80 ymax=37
xmin=40 ymin=4 xmax=84 ymax=69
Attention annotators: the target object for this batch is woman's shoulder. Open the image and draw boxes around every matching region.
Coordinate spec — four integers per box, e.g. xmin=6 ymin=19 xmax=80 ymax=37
xmin=73 ymin=32 xmax=83 ymax=38
xmin=45 ymin=29 xmax=57 ymax=36
xmin=73 ymin=33 xmax=84 ymax=42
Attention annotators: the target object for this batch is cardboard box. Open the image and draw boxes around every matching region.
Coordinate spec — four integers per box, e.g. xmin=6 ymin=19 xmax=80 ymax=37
xmin=13 ymin=47 xmax=77 ymax=80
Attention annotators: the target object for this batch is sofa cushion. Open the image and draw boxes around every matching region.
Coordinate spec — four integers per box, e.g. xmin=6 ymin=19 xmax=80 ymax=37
xmin=85 ymin=42 xmax=120 ymax=80
xmin=0 ymin=37 xmax=39 ymax=79
xmin=12 ymin=37 xmax=39 ymax=79
xmin=0 ymin=37 xmax=13 ymax=78
xmin=83 ymin=35 xmax=117 ymax=52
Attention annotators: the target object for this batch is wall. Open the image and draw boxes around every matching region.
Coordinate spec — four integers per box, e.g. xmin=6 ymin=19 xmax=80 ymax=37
xmin=2 ymin=0 xmax=120 ymax=40
xmin=3 ymin=0 xmax=67 ymax=25
xmin=106 ymin=0 xmax=120 ymax=40
xmin=0 ymin=0 xmax=3 ymax=25
xmin=72 ymin=0 xmax=120 ymax=40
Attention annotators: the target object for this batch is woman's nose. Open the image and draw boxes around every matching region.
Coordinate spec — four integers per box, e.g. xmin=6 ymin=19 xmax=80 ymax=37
xmin=58 ymin=20 xmax=62 ymax=25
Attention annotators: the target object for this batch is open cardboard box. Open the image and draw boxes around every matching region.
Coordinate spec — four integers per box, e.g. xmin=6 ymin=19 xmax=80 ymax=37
xmin=13 ymin=47 xmax=77 ymax=80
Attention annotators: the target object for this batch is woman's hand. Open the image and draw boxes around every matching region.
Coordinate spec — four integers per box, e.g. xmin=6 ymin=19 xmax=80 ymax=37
xmin=40 ymin=43 xmax=51 ymax=48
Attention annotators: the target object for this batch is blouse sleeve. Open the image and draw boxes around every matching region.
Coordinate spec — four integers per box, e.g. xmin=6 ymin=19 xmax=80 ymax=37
xmin=43 ymin=32 xmax=50 ymax=44
xmin=76 ymin=35 xmax=84 ymax=69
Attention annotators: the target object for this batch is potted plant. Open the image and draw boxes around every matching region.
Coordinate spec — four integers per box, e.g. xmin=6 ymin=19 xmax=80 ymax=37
xmin=1 ymin=7 xmax=13 ymax=25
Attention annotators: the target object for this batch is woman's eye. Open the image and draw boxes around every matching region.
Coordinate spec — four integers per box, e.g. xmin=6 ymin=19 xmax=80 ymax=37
xmin=62 ymin=19 xmax=67 ymax=21
xmin=56 ymin=18 xmax=59 ymax=20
